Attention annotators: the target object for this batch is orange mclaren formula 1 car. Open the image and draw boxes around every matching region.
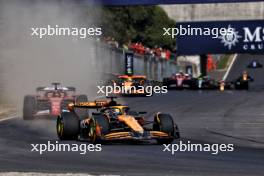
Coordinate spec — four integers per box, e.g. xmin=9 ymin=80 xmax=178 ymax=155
xmin=109 ymin=75 xmax=151 ymax=96
xmin=57 ymin=98 xmax=180 ymax=144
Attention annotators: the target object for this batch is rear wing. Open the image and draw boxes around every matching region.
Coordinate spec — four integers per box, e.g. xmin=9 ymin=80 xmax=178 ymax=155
xmin=68 ymin=96 xmax=119 ymax=112
xmin=36 ymin=86 xmax=76 ymax=92
xmin=118 ymin=75 xmax=146 ymax=79
xmin=68 ymin=101 xmax=110 ymax=111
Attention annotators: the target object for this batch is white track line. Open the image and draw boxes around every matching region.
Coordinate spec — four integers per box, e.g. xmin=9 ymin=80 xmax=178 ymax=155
xmin=0 ymin=172 xmax=120 ymax=176
xmin=0 ymin=113 xmax=18 ymax=122
xmin=223 ymin=54 xmax=238 ymax=81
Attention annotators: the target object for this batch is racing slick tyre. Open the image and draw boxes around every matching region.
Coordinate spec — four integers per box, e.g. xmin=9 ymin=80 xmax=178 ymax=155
xmin=57 ymin=112 xmax=80 ymax=140
xmin=23 ymin=95 xmax=36 ymax=120
xmin=162 ymin=78 xmax=170 ymax=88
xmin=75 ymin=95 xmax=88 ymax=119
xmin=235 ymin=81 xmax=249 ymax=90
xmin=243 ymin=82 xmax=249 ymax=90
xmin=188 ymin=78 xmax=199 ymax=90
xmin=153 ymin=113 xmax=175 ymax=144
xmin=174 ymin=124 xmax=180 ymax=139
xmin=90 ymin=114 xmax=110 ymax=144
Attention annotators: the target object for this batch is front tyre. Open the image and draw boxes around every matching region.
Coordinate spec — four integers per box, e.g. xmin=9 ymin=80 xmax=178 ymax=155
xmin=57 ymin=112 xmax=80 ymax=140
xmin=23 ymin=95 xmax=36 ymax=120
xmin=153 ymin=113 xmax=175 ymax=144
xmin=162 ymin=78 xmax=170 ymax=89
xmin=89 ymin=115 xmax=110 ymax=144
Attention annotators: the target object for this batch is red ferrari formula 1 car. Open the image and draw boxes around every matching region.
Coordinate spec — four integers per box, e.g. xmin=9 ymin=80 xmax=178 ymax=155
xmin=162 ymin=72 xmax=193 ymax=89
xmin=23 ymin=83 xmax=87 ymax=120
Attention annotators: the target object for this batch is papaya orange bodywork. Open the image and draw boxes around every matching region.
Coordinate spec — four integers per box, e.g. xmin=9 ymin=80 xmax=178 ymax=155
xmin=118 ymin=115 xmax=144 ymax=134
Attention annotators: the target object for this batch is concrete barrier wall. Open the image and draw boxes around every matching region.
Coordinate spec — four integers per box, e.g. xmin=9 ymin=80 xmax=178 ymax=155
xmin=94 ymin=43 xmax=180 ymax=81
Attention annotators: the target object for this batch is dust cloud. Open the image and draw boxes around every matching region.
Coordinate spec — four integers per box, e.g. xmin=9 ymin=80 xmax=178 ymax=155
xmin=0 ymin=0 xmax=105 ymax=113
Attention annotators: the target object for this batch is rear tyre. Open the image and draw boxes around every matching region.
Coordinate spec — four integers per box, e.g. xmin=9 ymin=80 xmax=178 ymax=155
xmin=153 ymin=113 xmax=175 ymax=144
xmin=235 ymin=81 xmax=249 ymax=90
xmin=188 ymin=78 xmax=198 ymax=90
xmin=162 ymin=78 xmax=169 ymax=88
xmin=244 ymin=82 xmax=249 ymax=90
xmin=90 ymin=115 xmax=110 ymax=143
xmin=57 ymin=112 xmax=79 ymax=140
xmin=174 ymin=124 xmax=180 ymax=139
xmin=23 ymin=95 xmax=36 ymax=120
xmin=234 ymin=81 xmax=240 ymax=90
xmin=75 ymin=95 xmax=88 ymax=119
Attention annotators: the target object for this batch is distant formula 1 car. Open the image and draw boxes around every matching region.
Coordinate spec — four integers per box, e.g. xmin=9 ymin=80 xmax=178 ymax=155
xmin=23 ymin=83 xmax=87 ymax=120
xmin=162 ymin=73 xmax=195 ymax=89
xmin=109 ymin=75 xmax=151 ymax=96
xmin=163 ymin=73 xmax=228 ymax=90
xmin=233 ymin=71 xmax=254 ymax=90
xmin=193 ymin=72 xmax=253 ymax=91
xmin=57 ymin=97 xmax=180 ymax=144
xmin=247 ymin=60 xmax=263 ymax=69
xmin=196 ymin=76 xmax=221 ymax=90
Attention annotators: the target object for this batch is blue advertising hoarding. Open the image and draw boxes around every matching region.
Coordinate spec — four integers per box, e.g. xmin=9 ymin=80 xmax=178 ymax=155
xmin=82 ymin=0 xmax=264 ymax=5
xmin=176 ymin=20 xmax=264 ymax=55
xmin=125 ymin=52 xmax=134 ymax=75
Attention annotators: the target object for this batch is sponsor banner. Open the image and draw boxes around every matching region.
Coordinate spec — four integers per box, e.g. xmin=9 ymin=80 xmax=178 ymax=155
xmin=81 ymin=0 xmax=264 ymax=5
xmin=177 ymin=20 xmax=264 ymax=55
xmin=125 ymin=52 xmax=134 ymax=75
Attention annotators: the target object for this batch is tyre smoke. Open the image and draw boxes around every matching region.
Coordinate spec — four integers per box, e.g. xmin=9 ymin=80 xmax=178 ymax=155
xmin=0 ymin=0 xmax=104 ymax=114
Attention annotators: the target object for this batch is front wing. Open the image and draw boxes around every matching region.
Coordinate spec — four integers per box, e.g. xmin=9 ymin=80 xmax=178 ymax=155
xmin=101 ymin=131 xmax=174 ymax=141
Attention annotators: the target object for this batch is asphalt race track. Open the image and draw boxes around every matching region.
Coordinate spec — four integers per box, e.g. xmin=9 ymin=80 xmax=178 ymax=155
xmin=0 ymin=54 xmax=264 ymax=176
xmin=227 ymin=54 xmax=264 ymax=90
